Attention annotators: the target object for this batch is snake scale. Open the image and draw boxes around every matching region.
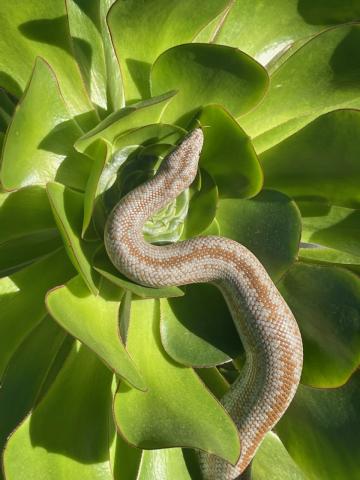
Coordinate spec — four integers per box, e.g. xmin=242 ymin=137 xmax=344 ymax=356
xmin=105 ymin=128 xmax=303 ymax=479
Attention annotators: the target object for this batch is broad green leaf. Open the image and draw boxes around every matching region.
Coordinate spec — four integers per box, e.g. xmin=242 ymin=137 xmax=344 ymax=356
xmin=0 ymin=88 xmax=15 ymax=117
xmin=160 ymin=283 xmax=242 ymax=367
xmin=1 ymin=59 xmax=91 ymax=191
xmin=151 ymin=43 xmax=269 ymax=126
xmin=0 ymin=248 xmax=74 ymax=378
xmin=114 ymin=298 xmax=240 ymax=464
xmin=198 ymin=105 xmax=263 ymax=198
xmin=3 ymin=344 xmax=114 ymax=480
xmin=252 ymin=432 xmax=307 ymax=480
xmin=279 ymin=263 xmax=360 ymax=388
xmin=0 ymin=0 xmax=96 ymax=123
xmin=241 ymin=25 xmax=360 ymax=153
xmin=216 ymin=190 xmax=302 ymax=280
xmin=299 ymin=203 xmax=360 ymax=256
xmin=299 ymin=247 xmax=360 ymax=275
xmin=47 ymin=182 xmax=100 ymax=294
xmin=0 ymin=187 xmax=61 ymax=276
xmin=75 ymin=91 xmax=177 ymax=152
xmin=93 ymin=247 xmax=184 ymax=299
xmin=184 ymin=169 xmax=218 ymax=237
xmin=0 ymin=316 xmax=67 ymax=455
xmin=260 ymin=110 xmax=360 ymax=208
xmin=46 ymin=275 xmax=146 ymax=390
xmin=195 ymin=367 xmax=230 ymax=400
xmin=212 ymin=0 xmax=360 ymax=67
xmin=113 ymin=123 xmax=185 ymax=150
xmin=108 ymin=0 xmax=229 ymax=101
xmin=137 ymin=449 xmax=192 ymax=480
xmin=277 ymin=371 xmax=360 ymax=480
xmin=66 ymin=0 xmax=108 ymax=111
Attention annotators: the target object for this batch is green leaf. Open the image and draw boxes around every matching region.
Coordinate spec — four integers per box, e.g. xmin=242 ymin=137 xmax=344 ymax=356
xmin=151 ymin=43 xmax=269 ymax=126
xmin=3 ymin=344 xmax=114 ymax=480
xmin=198 ymin=105 xmax=263 ymax=198
xmin=0 ymin=248 xmax=75 ymax=378
xmin=114 ymin=298 xmax=240 ymax=464
xmin=0 ymin=0 xmax=96 ymax=123
xmin=0 ymin=187 xmax=62 ymax=276
xmin=46 ymin=275 xmax=146 ymax=390
xmin=279 ymin=262 xmax=360 ymax=388
xmin=108 ymin=0 xmax=229 ymax=101
xmin=184 ymin=169 xmax=218 ymax=237
xmin=241 ymin=25 xmax=360 ymax=153
xmin=0 ymin=316 xmax=67 ymax=454
xmin=299 ymin=247 xmax=360 ymax=275
xmin=160 ymin=283 xmax=242 ymax=367
xmin=260 ymin=110 xmax=360 ymax=208
xmin=299 ymin=203 xmax=360 ymax=256
xmin=137 ymin=449 xmax=192 ymax=480
xmin=277 ymin=372 xmax=360 ymax=480
xmin=113 ymin=123 xmax=186 ymax=150
xmin=47 ymin=182 xmax=100 ymax=294
xmin=252 ymin=432 xmax=307 ymax=480
xmin=66 ymin=0 xmax=108 ymax=111
xmin=1 ymin=58 xmax=91 ymax=191
xmin=216 ymin=190 xmax=302 ymax=280
xmin=93 ymin=247 xmax=184 ymax=299
xmin=75 ymin=91 xmax=177 ymax=152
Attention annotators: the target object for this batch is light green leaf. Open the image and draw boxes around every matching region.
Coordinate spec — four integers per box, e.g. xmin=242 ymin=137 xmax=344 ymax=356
xmin=3 ymin=344 xmax=114 ymax=480
xmin=0 ymin=0 xmax=96 ymax=123
xmin=279 ymin=262 xmax=360 ymax=388
xmin=299 ymin=247 xmax=360 ymax=275
xmin=0 ymin=248 xmax=75 ymax=378
xmin=114 ymin=298 xmax=240 ymax=464
xmin=160 ymin=283 xmax=242 ymax=367
xmin=1 ymin=58 xmax=91 ymax=191
xmin=252 ymin=432 xmax=307 ymax=480
xmin=241 ymin=25 xmax=360 ymax=153
xmin=216 ymin=190 xmax=302 ymax=280
xmin=0 ymin=187 xmax=61 ymax=276
xmin=137 ymin=449 xmax=192 ymax=480
xmin=93 ymin=247 xmax=184 ymax=299
xmin=108 ymin=0 xmax=229 ymax=101
xmin=198 ymin=105 xmax=263 ymax=198
xmin=151 ymin=43 xmax=269 ymax=126
xmin=66 ymin=0 xmax=108 ymax=111
xmin=46 ymin=275 xmax=146 ymax=390
xmin=47 ymin=182 xmax=100 ymax=294
xmin=260 ymin=110 xmax=360 ymax=208
xmin=299 ymin=203 xmax=360 ymax=256
xmin=0 ymin=316 xmax=67 ymax=455
xmin=75 ymin=91 xmax=177 ymax=152
xmin=277 ymin=371 xmax=360 ymax=480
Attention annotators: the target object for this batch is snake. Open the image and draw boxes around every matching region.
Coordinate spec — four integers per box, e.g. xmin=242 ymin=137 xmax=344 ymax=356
xmin=104 ymin=128 xmax=303 ymax=479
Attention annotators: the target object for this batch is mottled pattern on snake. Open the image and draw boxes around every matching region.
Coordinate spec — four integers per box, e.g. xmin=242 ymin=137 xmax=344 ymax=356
xmin=105 ymin=129 xmax=303 ymax=479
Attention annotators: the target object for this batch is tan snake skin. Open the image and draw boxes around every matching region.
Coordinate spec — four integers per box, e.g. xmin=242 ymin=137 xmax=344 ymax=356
xmin=104 ymin=129 xmax=303 ymax=479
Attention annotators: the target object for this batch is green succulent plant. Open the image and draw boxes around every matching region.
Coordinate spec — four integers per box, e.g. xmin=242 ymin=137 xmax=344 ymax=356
xmin=1 ymin=1 xmax=360 ymax=479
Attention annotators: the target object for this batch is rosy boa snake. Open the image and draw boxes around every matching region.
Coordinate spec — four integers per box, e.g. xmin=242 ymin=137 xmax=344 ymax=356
xmin=105 ymin=129 xmax=303 ymax=479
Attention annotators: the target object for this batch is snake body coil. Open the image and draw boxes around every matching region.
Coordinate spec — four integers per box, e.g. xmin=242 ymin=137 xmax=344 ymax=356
xmin=105 ymin=129 xmax=303 ymax=479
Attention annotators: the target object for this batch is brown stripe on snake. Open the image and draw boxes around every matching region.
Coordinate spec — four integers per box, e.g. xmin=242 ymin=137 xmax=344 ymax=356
xmin=105 ymin=128 xmax=303 ymax=479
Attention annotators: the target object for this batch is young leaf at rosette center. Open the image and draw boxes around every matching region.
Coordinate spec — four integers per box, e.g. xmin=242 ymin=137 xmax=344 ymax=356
xmin=0 ymin=316 xmax=67 ymax=457
xmin=75 ymin=91 xmax=177 ymax=153
xmin=0 ymin=186 xmax=62 ymax=276
xmin=241 ymin=25 xmax=360 ymax=153
xmin=260 ymin=110 xmax=360 ymax=208
xmin=47 ymin=182 xmax=100 ymax=295
xmin=1 ymin=58 xmax=92 ymax=191
xmin=0 ymin=248 xmax=75 ymax=379
xmin=107 ymin=0 xmax=229 ymax=102
xmin=3 ymin=344 xmax=114 ymax=480
xmin=151 ymin=43 xmax=269 ymax=127
xmin=279 ymin=262 xmax=360 ymax=388
xmin=160 ymin=283 xmax=243 ymax=367
xmin=114 ymin=298 xmax=240 ymax=465
xmin=276 ymin=371 xmax=360 ymax=480
xmin=46 ymin=275 xmax=146 ymax=391
xmin=197 ymin=105 xmax=263 ymax=199
xmin=216 ymin=190 xmax=302 ymax=281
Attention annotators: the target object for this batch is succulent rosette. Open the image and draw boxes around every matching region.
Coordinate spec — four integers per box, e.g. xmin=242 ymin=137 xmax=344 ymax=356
xmin=0 ymin=1 xmax=360 ymax=479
